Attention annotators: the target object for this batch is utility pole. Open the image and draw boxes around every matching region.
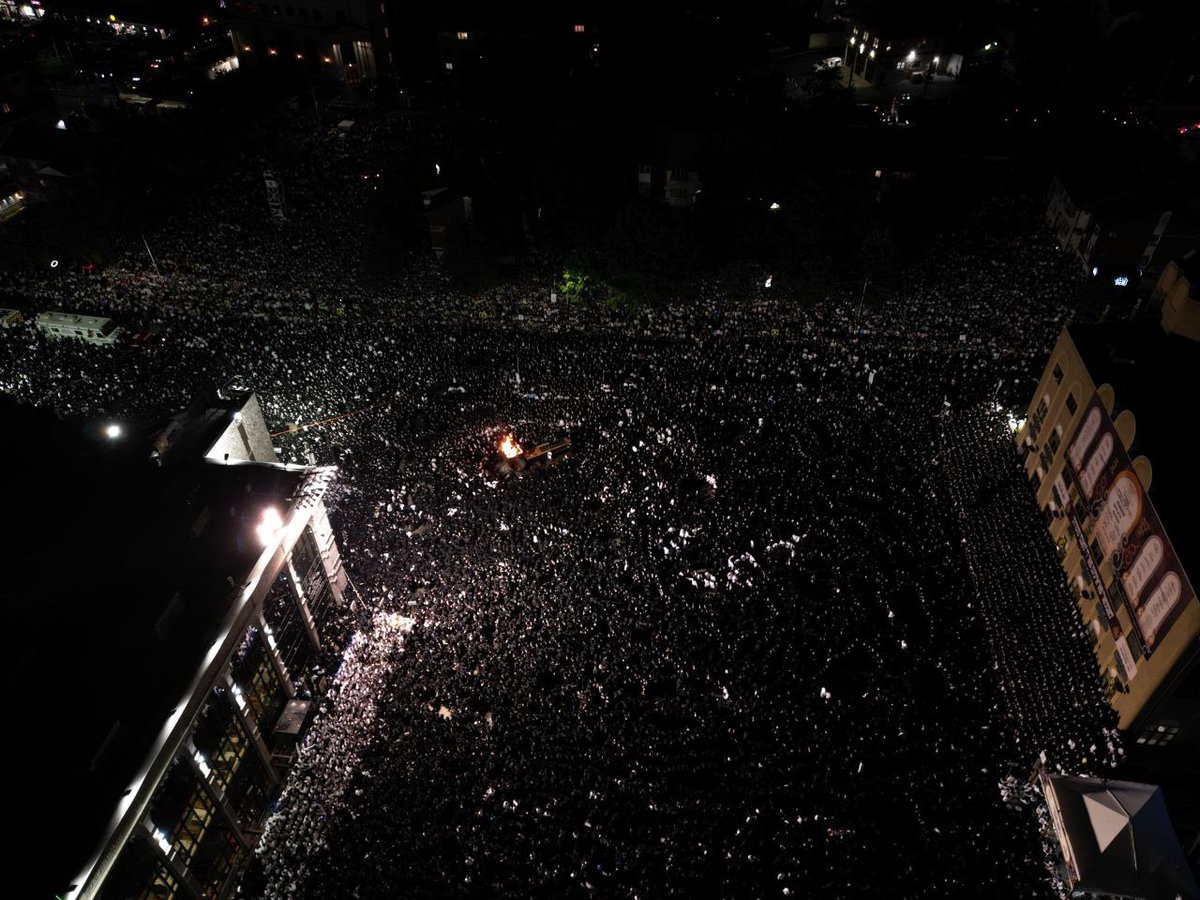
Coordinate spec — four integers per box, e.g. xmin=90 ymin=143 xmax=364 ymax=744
xmin=142 ymin=234 xmax=161 ymax=277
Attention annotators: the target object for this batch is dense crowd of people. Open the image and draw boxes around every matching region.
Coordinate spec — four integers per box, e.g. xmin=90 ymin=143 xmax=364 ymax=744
xmin=0 ymin=109 xmax=1121 ymax=898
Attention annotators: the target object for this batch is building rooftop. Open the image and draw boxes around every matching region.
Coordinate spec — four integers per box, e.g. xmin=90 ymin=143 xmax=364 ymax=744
xmin=0 ymin=394 xmax=317 ymax=897
xmin=1042 ymin=773 xmax=1200 ymax=900
xmin=1068 ymin=322 xmax=1200 ymax=567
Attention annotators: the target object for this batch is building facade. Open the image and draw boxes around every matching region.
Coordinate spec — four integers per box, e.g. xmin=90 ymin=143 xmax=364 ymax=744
xmin=1155 ymin=256 xmax=1200 ymax=342
xmin=19 ymin=388 xmax=352 ymax=900
xmin=1017 ymin=324 xmax=1200 ymax=853
xmin=223 ymin=0 xmax=397 ymax=82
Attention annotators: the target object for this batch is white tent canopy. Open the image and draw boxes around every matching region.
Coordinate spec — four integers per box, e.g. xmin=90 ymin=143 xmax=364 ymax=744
xmin=1042 ymin=773 xmax=1200 ymax=899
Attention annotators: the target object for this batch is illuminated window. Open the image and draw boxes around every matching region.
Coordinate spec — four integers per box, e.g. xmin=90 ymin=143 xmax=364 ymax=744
xmin=456 ymin=31 xmax=468 ymax=40
xmin=1137 ymin=722 xmax=1180 ymax=746
xmin=574 ymin=23 xmax=585 ymax=33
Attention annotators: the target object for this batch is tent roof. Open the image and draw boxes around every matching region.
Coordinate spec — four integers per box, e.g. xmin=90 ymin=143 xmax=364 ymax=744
xmin=1044 ymin=774 xmax=1200 ymax=899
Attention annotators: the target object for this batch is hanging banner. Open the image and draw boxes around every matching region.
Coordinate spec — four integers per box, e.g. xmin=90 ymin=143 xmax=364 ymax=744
xmin=1067 ymin=393 xmax=1196 ymax=657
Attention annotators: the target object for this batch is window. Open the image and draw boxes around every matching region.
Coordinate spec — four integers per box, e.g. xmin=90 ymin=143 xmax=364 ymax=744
xmin=1065 ymin=393 xmax=1077 ymax=415
xmin=1052 ymin=363 xmax=1064 ymax=385
xmin=1136 ymin=721 xmax=1180 ymax=747
xmin=574 ymin=24 xmax=586 ymax=33
xmin=456 ymin=31 xmax=468 ymax=40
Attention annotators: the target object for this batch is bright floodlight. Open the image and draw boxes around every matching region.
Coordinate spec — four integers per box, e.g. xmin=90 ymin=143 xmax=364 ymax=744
xmin=907 ymin=50 xmax=916 ymax=62
xmin=105 ymin=423 xmax=122 ymax=438
xmin=256 ymin=507 xmax=285 ymax=546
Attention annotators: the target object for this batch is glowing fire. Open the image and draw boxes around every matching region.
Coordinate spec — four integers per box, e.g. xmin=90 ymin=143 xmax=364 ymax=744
xmin=498 ymin=432 xmax=523 ymax=459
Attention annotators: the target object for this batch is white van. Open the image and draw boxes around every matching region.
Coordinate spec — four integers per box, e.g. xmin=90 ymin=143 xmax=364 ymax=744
xmin=35 ymin=311 xmax=123 ymax=345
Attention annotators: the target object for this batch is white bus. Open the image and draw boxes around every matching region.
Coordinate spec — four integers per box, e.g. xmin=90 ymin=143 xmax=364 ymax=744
xmin=35 ymin=311 xmax=123 ymax=345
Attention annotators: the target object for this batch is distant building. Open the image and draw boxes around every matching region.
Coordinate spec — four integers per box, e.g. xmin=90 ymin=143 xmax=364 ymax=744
xmin=841 ymin=4 xmax=956 ymax=89
xmin=1045 ymin=163 xmax=1200 ymax=283
xmin=1017 ymin=323 xmax=1200 ymax=853
xmin=1155 ymin=254 xmax=1200 ymax=341
xmin=47 ymin=0 xmax=204 ymax=37
xmin=634 ymin=130 xmax=704 ymax=208
xmin=0 ymin=126 xmax=121 ymax=199
xmin=223 ymin=0 xmax=398 ymax=82
xmin=1 ymin=386 xmax=351 ymax=900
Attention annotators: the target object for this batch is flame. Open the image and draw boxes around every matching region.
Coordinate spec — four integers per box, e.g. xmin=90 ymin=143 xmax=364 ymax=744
xmin=498 ymin=432 xmax=523 ymax=458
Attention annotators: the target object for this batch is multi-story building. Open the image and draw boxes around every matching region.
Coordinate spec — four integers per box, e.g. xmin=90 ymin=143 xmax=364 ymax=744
xmin=1154 ymin=254 xmax=1200 ymax=342
xmin=1017 ymin=322 xmax=1200 ymax=854
xmin=841 ymin=4 xmax=956 ymax=89
xmin=2 ymin=384 xmax=350 ymax=900
xmin=1045 ymin=164 xmax=1200 ymax=285
xmin=222 ymin=0 xmax=399 ymax=81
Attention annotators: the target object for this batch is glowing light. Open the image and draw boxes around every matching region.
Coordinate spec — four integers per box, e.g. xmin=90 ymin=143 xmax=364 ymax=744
xmin=50 ymin=259 xmax=59 ymax=268
xmin=108 ymin=13 xmax=116 ymax=22
xmin=255 ymin=507 xmax=284 ymax=545
xmin=1113 ymin=275 xmax=1129 ymax=287
xmin=105 ymin=423 xmax=122 ymax=439
xmin=55 ymin=118 xmax=66 ymax=129
xmin=769 ymin=201 xmax=781 ymax=210
xmin=933 ymin=55 xmax=939 ymax=65
xmin=154 ymin=829 xmax=171 ymax=854
xmin=193 ymin=750 xmax=211 ymax=777
xmin=764 ymin=275 xmax=773 ymax=288
xmin=907 ymin=50 xmax=916 ymax=62
xmin=243 ymin=45 xmax=252 ymax=52
xmin=1092 ymin=266 xmax=1099 ymax=277
xmin=498 ymin=433 xmax=523 ymax=459
xmin=268 ymin=48 xmax=277 ymax=56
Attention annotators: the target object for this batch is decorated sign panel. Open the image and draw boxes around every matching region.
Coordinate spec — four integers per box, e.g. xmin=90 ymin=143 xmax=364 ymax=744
xmin=1066 ymin=394 xmax=1195 ymax=657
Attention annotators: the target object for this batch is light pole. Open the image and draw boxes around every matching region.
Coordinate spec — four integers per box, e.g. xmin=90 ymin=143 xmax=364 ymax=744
xmin=846 ymin=41 xmax=865 ymax=88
